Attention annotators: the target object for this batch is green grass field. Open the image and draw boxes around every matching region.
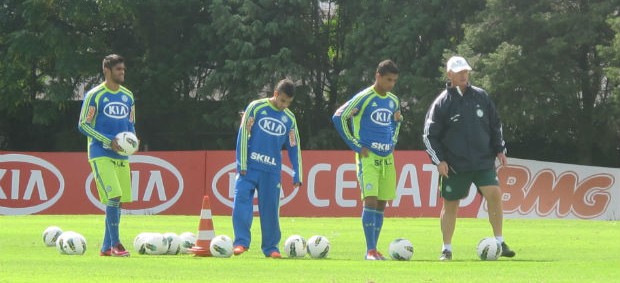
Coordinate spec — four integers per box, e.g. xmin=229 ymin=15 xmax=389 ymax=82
xmin=1 ymin=215 xmax=618 ymax=282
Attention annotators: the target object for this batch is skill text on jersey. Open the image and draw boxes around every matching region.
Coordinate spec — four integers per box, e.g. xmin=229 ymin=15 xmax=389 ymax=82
xmin=250 ymin=152 xmax=277 ymax=166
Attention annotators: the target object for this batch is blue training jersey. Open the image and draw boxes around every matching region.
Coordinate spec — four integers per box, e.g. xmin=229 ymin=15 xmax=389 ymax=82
xmin=78 ymin=82 xmax=136 ymax=160
xmin=236 ymin=98 xmax=303 ymax=184
xmin=332 ymin=86 xmax=401 ymax=156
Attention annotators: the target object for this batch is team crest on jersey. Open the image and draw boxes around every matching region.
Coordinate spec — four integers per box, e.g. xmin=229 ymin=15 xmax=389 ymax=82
xmin=281 ymin=115 xmax=288 ymax=123
xmin=122 ymin=95 xmax=128 ymax=102
xmin=389 ymin=100 xmax=395 ymax=109
xmin=477 ymin=109 xmax=484 ymax=117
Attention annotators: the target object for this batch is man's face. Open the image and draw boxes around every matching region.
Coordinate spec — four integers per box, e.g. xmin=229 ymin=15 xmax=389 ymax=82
xmin=105 ymin=63 xmax=126 ymax=84
xmin=273 ymin=91 xmax=294 ymax=110
xmin=447 ymin=70 xmax=469 ymax=88
xmin=375 ymin=72 xmax=398 ymax=93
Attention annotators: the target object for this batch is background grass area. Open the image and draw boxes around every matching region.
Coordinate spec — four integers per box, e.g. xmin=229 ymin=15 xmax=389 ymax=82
xmin=0 ymin=215 xmax=618 ymax=282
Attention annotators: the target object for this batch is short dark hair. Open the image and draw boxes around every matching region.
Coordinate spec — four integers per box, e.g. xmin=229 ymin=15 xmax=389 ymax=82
xmin=275 ymin=79 xmax=295 ymax=97
xmin=376 ymin=60 xmax=399 ymax=76
xmin=102 ymin=54 xmax=124 ymax=70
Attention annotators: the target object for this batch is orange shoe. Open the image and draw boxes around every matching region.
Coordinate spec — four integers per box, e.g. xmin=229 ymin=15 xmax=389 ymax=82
xmin=233 ymin=246 xmax=247 ymax=256
xmin=267 ymin=251 xmax=282 ymax=258
xmin=99 ymin=248 xmax=112 ymax=256
xmin=111 ymin=243 xmax=130 ymax=257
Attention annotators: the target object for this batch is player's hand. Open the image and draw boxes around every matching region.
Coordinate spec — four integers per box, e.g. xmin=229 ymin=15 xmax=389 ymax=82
xmin=437 ymin=161 xmax=450 ymax=178
xmin=240 ymin=170 xmax=247 ymax=176
xmin=496 ymin=152 xmax=508 ymax=166
xmin=360 ymin=147 xmax=369 ymax=158
xmin=394 ymin=111 xmax=403 ymax=122
xmin=111 ymin=138 xmax=122 ymax=153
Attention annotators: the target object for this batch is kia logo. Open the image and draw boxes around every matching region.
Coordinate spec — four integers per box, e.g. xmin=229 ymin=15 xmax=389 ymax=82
xmin=258 ymin=117 xmax=286 ymax=136
xmin=0 ymin=154 xmax=65 ymax=215
xmin=370 ymin=108 xmax=392 ymax=126
xmin=85 ymin=155 xmax=184 ymax=214
xmin=103 ymin=102 xmax=129 ymax=119
xmin=211 ymin=163 xmax=298 ymax=211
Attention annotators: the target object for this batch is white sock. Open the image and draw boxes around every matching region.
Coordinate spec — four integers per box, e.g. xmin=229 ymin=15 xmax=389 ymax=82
xmin=495 ymin=236 xmax=504 ymax=243
xmin=442 ymin=244 xmax=452 ymax=251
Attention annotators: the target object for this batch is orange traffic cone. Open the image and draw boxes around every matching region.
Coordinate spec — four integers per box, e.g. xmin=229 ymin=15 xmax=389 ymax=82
xmin=189 ymin=195 xmax=215 ymax=256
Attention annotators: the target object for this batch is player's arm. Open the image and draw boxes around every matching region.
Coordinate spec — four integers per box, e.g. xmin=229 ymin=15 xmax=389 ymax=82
xmin=285 ymin=112 xmax=303 ymax=186
xmin=391 ymin=96 xmax=403 ymax=145
xmin=331 ymin=96 xmax=364 ymax=153
xmin=77 ymin=92 xmax=113 ymax=147
xmin=487 ymin=97 xmax=506 ymax=156
xmin=236 ymin=101 xmax=259 ymax=173
xmin=422 ymin=98 xmax=446 ymax=165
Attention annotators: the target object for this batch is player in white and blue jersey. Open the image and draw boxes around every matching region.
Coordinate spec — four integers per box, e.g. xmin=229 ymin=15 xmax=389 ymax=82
xmin=78 ymin=54 xmax=135 ymax=257
xmin=333 ymin=60 xmax=402 ymax=260
xmin=232 ymin=79 xmax=303 ymax=258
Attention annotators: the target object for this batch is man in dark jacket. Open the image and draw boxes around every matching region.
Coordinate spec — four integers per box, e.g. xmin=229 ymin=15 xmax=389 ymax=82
xmin=423 ymin=56 xmax=516 ymax=261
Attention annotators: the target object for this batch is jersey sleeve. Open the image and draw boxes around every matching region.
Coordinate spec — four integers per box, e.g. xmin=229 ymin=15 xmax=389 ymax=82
xmin=331 ymin=94 xmax=367 ymax=153
xmin=236 ymin=100 xmax=259 ymax=172
xmin=77 ymin=90 xmax=113 ymax=146
xmin=285 ymin=111 xmax=303 ymax=184
xmin=391 ymin=96 xmax=402 ymax=145
xmin=423 ymin=97 xmax=446 ymax=165
xmin=487 ymin=95 xmax=506 ymax=155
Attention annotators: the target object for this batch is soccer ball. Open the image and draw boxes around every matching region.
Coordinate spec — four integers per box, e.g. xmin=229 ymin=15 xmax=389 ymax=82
xmin=388 ymin=238 xmax=414 ymax=260
xmin=56 ymin=231 xmax=87 ymax=255
xmin=163 ymin=232 xmax=182 ymax=255
xmin=115 ymin=131 xmax=139 ymax=156
xmin=477 ymin=237 xmax=502 ymax=261
xmin=283 ymin=235 xmax=307 ymax=258
xmin=43 ymin=226 xmax=63 ymax=247
xmin=134 ymin=232 xmax=158 ymax=254
xmin=209 ymin=235 xmax=233 ymax=258
xmin=179 ymin=232 xmax=196 ymax=254
xmin=141 ymin=233 xmax=168 ymax=255
xmin=306 ymin=235 xmax=330 ymax=259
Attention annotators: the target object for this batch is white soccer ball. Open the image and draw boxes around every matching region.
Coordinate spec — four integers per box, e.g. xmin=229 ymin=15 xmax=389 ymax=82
xmin=179 ymin=232 xmax=196 ymax=254
xmin=141 ymin=233 xmax=168 ymax=255
xmin=306 ymin=235 xmax=330 ymax=259
xmin=283 ymin=235 xmax=307 ymax=258
xmin=163 ymin=232 xmax=182 ymax=255
xmin=209 ymin=235 xmax=233 ymax=258
xmin=56 ymin=231 xmax=87 ymax=255
xmin=115 ymin=131 xmax=139 ymax=156
xmin=388 ymin=238 xmax=414 ymax=260
xmin=43 ymin=226 xmax=63 ymax=247
xmin=477 ymin=237 xmax=502 ymax=261
xmin=134 ymin=232 xmax=158 ymax=254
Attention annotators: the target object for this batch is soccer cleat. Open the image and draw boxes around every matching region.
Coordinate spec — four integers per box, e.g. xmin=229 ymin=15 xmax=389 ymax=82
xmin=111 ymin=243 xmax=130 ymax=257
xmin=365 ymin=249 xmax=385 ymax=260
xmin=439 ymin=249 xmax=452 ymax=261
xmin=99 ymin=248 xmax=112 ymax=256
xmin=233 ymin=246 xmax=248 ymax=256
xmin=501 ymin=242 xmax=516 ymax=257
xmin=267 ymin=251 xmax=282 ymax=258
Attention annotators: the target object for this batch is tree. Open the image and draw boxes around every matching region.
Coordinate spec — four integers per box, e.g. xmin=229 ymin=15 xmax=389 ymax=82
xmin=459 ymin=0 xmax=619 ymax=165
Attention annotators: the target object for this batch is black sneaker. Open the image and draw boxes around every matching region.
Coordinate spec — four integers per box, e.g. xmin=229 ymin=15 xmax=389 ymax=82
xmin=439 ymin=249 xmax=452 ymax=261
xmin=501 ymin=242 xmax=516 ymax=257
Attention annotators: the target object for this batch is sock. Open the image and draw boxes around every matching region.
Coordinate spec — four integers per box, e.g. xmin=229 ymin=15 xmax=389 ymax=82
xmin=362 ymin=207 xmax=378 ymax=251
xmin=374 ymin=210 xmax=384 ymax=248
xmin=106 ymin=198 xmax=121 ymax=247
xmin=495 ymin=236 xmax=504 ymax=243
xmin=443 ymin=244 xmax=452 ymax=252
xmin=101 ymin=216 xmax=111 ymax=252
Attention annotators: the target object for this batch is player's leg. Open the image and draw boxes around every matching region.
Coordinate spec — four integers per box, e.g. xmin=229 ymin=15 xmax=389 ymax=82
xmin=476 ymin=169 xmax=515 ymax=257
xmin=438 ymin=171 xmax=471 ymax=260
xmin=356 ymin=153 xmax=382 ymax=260
xmin=90 ymin=158 xmax=126 ymax=256
xmin=256 ymin=172 xmax=282 ymax=258
xmin=374 ymin=154 xmax=396 ymax=258
xmin=232 ymin=171 xmax=257 ymax=254
xmin=112 ymin=159 xmax=131 ymax=255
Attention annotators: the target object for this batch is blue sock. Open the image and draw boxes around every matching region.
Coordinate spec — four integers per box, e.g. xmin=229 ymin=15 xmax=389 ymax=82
xmin=101 ymin=216 xmax=111 ymax=252
xmin=374 ymin=210 xmax=384 ymax=247
xmin=106 ymin=198 xmax=120 ymax=246
xmin=362 ymin=207 xmax=378 ymax=251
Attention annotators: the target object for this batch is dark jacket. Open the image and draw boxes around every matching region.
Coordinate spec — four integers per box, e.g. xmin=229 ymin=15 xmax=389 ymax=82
xmin=423 ymin=84 xmax=505 ymax=172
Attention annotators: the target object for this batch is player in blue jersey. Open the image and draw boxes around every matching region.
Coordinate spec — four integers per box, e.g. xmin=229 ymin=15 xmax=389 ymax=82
xmin=78 ymin=54 xmax=136 ymax=257
xmin=332 ymin=60 xmax=402 ymax=260
xmin=232 ymin=79 xmax=303 ymax=258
